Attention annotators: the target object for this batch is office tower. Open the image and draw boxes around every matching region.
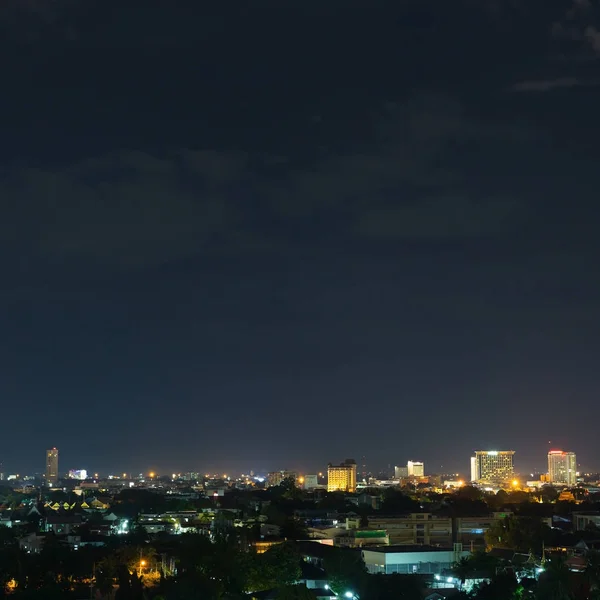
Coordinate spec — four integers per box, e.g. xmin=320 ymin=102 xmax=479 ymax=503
xmin=548 ymin=450 xmax=577 ymax=486
xmin=472 ymin=451 xmax=515 ymax=484
xmin=46 ymin=448 xmax=59 ymax=486
xmin=470 ymin=456 xmax=478 ymax=482
xmin=327 ymin=459 xmax=357 ymax=492
xmin=407 ymin=461 xmax=425 ymax=477
xmin=395 ymin=465 xmax=409 ymax=479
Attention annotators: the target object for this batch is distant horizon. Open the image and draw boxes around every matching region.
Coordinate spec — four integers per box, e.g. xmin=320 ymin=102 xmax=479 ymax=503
xmin=3 ymin=447 xmax=595 ymax=481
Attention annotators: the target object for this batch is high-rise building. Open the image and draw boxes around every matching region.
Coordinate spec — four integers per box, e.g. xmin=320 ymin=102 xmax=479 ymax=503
xmin=470 ymin=456 xmax=478 ymax=482
xmin=267 ymin=470 xmax=297 ymax=487
xmin=548 ymin=450 xmax=577 ymax=486
xmin=407 ymin=461 xmax=425 ymax=477
xmin=327 ymin=459 xmax=357 ymax=492
xmin=46 ymin=448 xmax=59 ymax=486
xmin=395 ymin=465 xmax=409 ymax=479
xmin=472 ymin=451 xmax=515 ymax=484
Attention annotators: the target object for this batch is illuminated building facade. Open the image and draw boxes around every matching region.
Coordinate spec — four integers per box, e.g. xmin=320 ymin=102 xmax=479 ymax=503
xmin=46 ymin=448 xmax=59 ymax=486
xmin=407 ymin=461 xmax=424 ymax=477
xmin=327 ymin=459 xmax=357 ymax=492
xmin=548 ymin=450 xmax=577 ymax=486
xmin=472 ymin=451 xmax=515 ymax=484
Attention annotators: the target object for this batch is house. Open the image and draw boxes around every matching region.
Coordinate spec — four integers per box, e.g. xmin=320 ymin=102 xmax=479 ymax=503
xmin=45 ymin=513 xmax=83 ymax=535
xmin=19 ymin=532 xmax=45 ymax=553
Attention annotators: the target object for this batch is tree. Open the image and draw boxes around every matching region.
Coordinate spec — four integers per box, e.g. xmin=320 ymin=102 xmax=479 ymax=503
xmin=485 ymin=516 xmax=551 ymax=553
xmin=586 ymin=550 xmax=600 ymax=598
xmin=540 ymin=487 xmax=559 ymax=504
xmin=280 ymin=517 xmax=308 ymax=541
xmin=380 ymin=489 xmax=419 ymax=514
xmin=535 ymin=556 xmax=574 ymax=600
xmin=262 ymin=543 xmax=302 ymax=587
xmin=363 ymin=574 xmax=427 ymax=599
xmin=471 ymin=571 xmax=523 ymax=600
xmin=323 ymin=548 xmax=367 ymax=596
xmin=277 ymin=584 xmax=317 ymax=599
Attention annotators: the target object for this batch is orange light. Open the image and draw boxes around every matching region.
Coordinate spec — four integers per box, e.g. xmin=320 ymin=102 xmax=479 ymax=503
xmin=140 ymin=560 xmax=147 ymax=567
xmin=512 ymin=480 xmax=519 ymax=487
xmin=149 ymin=472 xmax=155 ymax=478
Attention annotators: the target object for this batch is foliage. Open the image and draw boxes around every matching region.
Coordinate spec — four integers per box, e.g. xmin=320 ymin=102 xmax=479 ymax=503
xmin=484 ymin=516 xmax=551 ymax=553
xmin=379 ymin=489 xmax=420 ymax=513
xmin=535 ymin=557 xmax=574 ymax=600
xmin=323 ymin=548 xmax=367 ymax=596
xmin=363 ymin=574 xmax=427 ymax=599
xmin=471 ymin=571 xmax=523 ymax=600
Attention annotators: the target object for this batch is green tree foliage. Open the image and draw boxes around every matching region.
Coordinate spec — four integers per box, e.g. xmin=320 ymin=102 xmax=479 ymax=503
xmin=535 ymin=557 xmax=574 ymax=600
xmin=471 ymin=571 xmax=523 ymax=600
xmin=484 ymin=516 xmax=551 ymax=553
xmin=363 ymin=573 xmax=427 ymax=599
xmin=262 ymin=543 xmax=302 ymax=587
xmin=380 ymin=489 xmax=420 ymax=514
xmin=280 ymin=517 xmax=308 ymax=541
xmin=452 ymin=551 xmax=501 ymax=584
xmin=323 ymin=548 xmax=367 ymax=596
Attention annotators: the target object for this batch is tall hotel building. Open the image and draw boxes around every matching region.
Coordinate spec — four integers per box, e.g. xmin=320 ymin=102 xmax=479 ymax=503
xmin=46 ymin=447 xmax=59 ymax=486
xmin=327 ymin=459 xmax=357 ymax=492
xmin=548 ymin=450 xmax=577 ymax=486
xmin=471 ymin=451 xmax=515 ymax=484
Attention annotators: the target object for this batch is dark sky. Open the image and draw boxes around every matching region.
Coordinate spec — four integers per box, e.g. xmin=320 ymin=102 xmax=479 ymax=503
xmin=1 ymin=0 xmax=599 ymax=477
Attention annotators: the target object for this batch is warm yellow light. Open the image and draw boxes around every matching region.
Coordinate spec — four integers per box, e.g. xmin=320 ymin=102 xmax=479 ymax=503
xmin=458 ymin=480 xmax=464 ymax=486
xmin=149 ymin=472 xmax=155 ymax=478
xmin=298 ymin=476 xmax=305 ymax=484
xmin=318 ymin=472 xmax=323 ymax=477
xmin=140 ymin=560 xmax=147 ymax=567
xmin=512 ymin=480 xmax=519 ymax=487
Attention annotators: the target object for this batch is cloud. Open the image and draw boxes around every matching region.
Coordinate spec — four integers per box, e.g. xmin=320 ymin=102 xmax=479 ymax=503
xmin=584 ymin=25 xmax=600 ymax=52
xmin=0 ymin=150 xmax=251 ymax=267
xmin=356 ymin=198 xmax=522 ymax=239
xmin=0 ymin=94 xmax=539 ymax=268
xmin=511 ymin=77 xmax=593 ymax=91
xmin=551 ymin=0 xmax=600 ymax=56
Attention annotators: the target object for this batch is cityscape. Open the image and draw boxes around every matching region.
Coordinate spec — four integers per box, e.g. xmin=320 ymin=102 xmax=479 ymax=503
xmin=3 ymin=1 xmax=600 ymax=599
xmin=1 ymin=444 xmax=599 ymax=598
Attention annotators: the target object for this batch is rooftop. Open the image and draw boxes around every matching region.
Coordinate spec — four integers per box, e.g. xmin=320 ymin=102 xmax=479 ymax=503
xmin=363 ymin=545 xmax=457 ymax=553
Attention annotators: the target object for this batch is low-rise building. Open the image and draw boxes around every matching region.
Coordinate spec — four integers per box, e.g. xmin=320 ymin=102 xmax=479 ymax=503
xmin=362 ymin=544 xmax=470 ymax=575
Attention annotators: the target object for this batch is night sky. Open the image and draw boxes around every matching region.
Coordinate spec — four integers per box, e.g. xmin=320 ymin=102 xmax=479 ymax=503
xmin=1 ymin=0 xmax=599 ymax=477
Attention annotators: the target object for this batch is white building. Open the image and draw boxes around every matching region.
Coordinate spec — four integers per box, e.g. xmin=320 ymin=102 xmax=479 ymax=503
xmin=362 ymin=544 xmax=470 ymax=575
xmin=407 ymin=461 xmax=424 ymax=477
xmin=470 ymin=456 xmax=478 ymax=483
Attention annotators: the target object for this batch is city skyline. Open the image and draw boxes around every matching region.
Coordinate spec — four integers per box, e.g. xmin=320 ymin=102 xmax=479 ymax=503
xmin=0 ymin=443 xmax=592 ymax=480
xmin=1 ymin=2 xmax=599 ymax=472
